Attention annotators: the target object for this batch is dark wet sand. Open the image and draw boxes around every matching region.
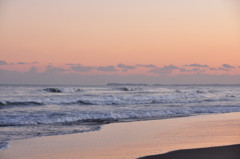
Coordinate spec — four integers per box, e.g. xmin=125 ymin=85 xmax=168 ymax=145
xmin=138 ymin=144 xmax=240 ymax=159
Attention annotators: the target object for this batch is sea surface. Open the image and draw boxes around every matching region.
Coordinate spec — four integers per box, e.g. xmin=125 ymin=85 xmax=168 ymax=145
xmin=1 ymin=84 xmax=240 ymax=150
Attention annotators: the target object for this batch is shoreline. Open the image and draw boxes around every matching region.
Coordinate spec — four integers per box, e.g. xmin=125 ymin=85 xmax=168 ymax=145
xmin=138 ymin=144 xmax=240 ymax=159
xmin=1 ymin=112 xmax=240 ymax=159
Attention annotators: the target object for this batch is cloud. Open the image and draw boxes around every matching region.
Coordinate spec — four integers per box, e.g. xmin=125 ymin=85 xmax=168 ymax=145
xmin=136 ymin=64 xmax=156 ymax=68
xmin=179 ymin=68 xmax=190 ymax=72
xmin=17 ymin=61 xmax=38 ymax=65
xmin=117 ymin=64 xmax=136 ymax=71
xmin=1 ymin=68 xmax=240 ymax=85
xmin=222 ymin=64 xmax=235 ymax=69
xmin=162 ymin=65 xmax=179 ymax=71
xmin=44 ymin=65 xmax=66 ymax=74
xmin=18 ymin=62 xmax=27 ymax=64
xmin=179 ymin=68 xmax=207 ymax=73
xmin=71 ymin=64 xmax=95 ymax=72
xmin=0 ymin=60 xmax=9 ymax=65
xmin=209 ymin=67 xmax=218 ymax=71
xmin=150 ymin=65 xmax=178 ymax=74
xmin=179 ymin=68 xmax=197 ymax=72
xmin=97 ymin=66 xmax=118 ymax=72
xmin=218 ymin=67 xmax=230 ymax=72
xmin=65 ymin=63 xmax=75 ymax=66
xmin=217 ymin=64 xmax=236 ymax=72
xmin=184 ymin=63 xmax=209 ymax=67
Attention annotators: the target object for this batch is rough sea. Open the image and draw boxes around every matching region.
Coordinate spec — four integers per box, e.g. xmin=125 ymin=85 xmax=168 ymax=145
xmin=1 ymin=84 xmax=240 ymax=150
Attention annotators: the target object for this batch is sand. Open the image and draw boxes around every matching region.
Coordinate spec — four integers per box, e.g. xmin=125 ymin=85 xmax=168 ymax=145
xmin=0 ymin=112 xmax=240 ymax=159
xmin=138 ymin=144 xmax=240 ymax=159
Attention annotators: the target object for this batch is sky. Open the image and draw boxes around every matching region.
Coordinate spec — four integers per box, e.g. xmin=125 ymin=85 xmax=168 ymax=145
xmin=0 ymin=0 xmax=240 ymax=85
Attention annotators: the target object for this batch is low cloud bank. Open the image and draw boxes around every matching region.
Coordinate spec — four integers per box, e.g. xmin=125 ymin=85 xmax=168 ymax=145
xmin=1 ymin=68 xmax=240 ymax=85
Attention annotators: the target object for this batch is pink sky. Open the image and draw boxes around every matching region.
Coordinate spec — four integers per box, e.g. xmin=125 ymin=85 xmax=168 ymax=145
xmin=0 ymin=0 xmax=240 ymax=84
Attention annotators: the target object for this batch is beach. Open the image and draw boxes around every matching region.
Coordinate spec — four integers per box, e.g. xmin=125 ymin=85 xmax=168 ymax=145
xmin=1 ymin=112 xmax=240 ymax=159
xmin=2 ymin=0 xmax=240 ymax=158
xmin=139 ymin=144 xmax=240 ymax=159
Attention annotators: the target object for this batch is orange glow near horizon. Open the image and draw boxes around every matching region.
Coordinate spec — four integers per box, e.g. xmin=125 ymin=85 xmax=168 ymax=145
xmin=0 ymin=0 xmax=240 ymax=71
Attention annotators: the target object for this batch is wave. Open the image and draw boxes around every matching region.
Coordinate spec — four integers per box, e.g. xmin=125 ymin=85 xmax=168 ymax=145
xmin=0 ymin=124 xmax=100 ymax=151
xmin=0 ymin=118 xmax=117 ymax=127
xmin=0 ymin=142 xmax=8 ymax=151
xmin=0 ymin=101 xmax=43 ymax=107
xmin=0 ymin=92 xmax=234 ymax=107
xmin=115 ymin=87 xmax=144 ymax=91
xmin=76 ymin=100 xmax=94 ymax=105
xmin=44 ymin=88 xmax=62 ymax=93
xmin=1 ymin=105 xmax=240 ymax=127
xmin=196 ymin=90 xmax=217 ymax=93
xmin=1 ymin=85 xmax=240 ymax=152
xmin=43 ymin=88 xmax=82 ymax=93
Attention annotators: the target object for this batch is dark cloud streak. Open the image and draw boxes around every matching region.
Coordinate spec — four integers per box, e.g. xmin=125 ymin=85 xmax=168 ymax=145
xmin=18 ymin=62 xmax=27 ymax=65
xmin=222 ymin=64 xmax=235 ymax=69
xmin=97 ymin=66 xmax=118 ymax=72
xmin=0 ymin=60 xmax=8 ymax=65
xmin=136 ymin=64 xmax=156 ymax=68
xmin=117 ymin=63 xmax=136 ymax=70
xmin=184 ymin=63 xmax=209 ymax=68
xmin=149 ymin=65 xmax=178 ymax=74
xmin=71 ymin=65 xmax=95 ymax=72
xmin=44 ymin=65 xmax=66 ymax=74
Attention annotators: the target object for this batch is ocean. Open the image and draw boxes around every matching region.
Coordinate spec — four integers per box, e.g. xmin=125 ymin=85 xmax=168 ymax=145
xmin=1 ymin=84 xmax=240 ymax=150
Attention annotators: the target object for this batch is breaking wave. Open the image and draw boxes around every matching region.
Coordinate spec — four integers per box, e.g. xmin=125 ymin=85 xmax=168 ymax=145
xmin=115 ymin=87 xmax=144 ymax=91
xmin=1 ymin=105 xmax=240 ymax=127
xmin=0 ymin=101 xmax=43 ymax=107
xmin=44 ymin=88 xmax=82 ymax=93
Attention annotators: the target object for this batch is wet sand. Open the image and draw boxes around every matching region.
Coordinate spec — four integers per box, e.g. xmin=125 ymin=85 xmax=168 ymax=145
xmin=139 ymin=144 xmax=240 ymax=159
xmin=0 ymin=112 xmax=240 ymax=159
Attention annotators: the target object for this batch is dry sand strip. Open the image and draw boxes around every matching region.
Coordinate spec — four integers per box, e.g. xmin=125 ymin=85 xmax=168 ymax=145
xmin=138 ymin=144 xmax=240 ymax=159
